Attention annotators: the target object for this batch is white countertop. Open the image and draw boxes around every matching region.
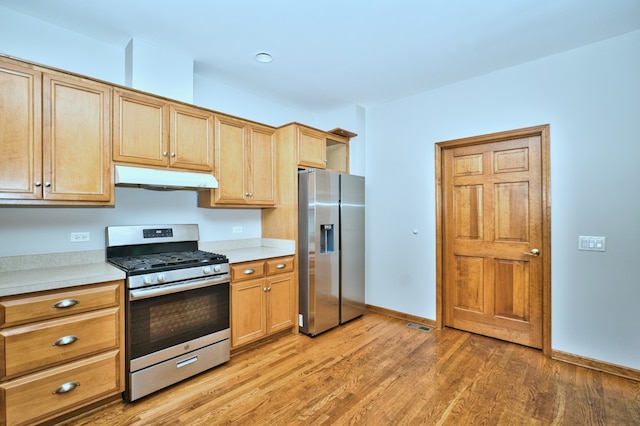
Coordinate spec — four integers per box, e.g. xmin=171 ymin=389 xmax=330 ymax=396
xmin=0 ymin=238 xmax=295 ymax=298
xmin=0 ymin=262 xmax=126 ymax=297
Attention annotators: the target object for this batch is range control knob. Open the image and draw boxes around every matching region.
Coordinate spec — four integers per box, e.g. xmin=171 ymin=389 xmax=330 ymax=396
xmin=213 ymin=265 xmax=222 ymax=273
xmin=143 ymin=275 xmax=154 ymax=285
xmin=203 ymin=266 xmax=213 ymax=275
xmin=156 ymin=273 xmax=167 ymax=283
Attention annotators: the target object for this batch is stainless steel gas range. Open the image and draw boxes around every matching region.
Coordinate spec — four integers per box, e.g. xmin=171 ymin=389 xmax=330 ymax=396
xmin=106 ymin=224 xmax=230 ymax=402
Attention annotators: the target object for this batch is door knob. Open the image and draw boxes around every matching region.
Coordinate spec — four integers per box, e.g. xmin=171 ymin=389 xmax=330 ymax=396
xmin=522 ymin=248 xmax=540 ymax=256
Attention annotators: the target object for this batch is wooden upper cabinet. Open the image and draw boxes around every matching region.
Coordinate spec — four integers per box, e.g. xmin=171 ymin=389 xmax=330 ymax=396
xmin=113 ymin=88 xmax=214 ymax=171
xmin=198 ymin=115 xmax=275 ymax=208
xmin=0 ymin=57 xmax=112 ymax=204
xmin=43 ymin=72 xmax=112 ymax=202
xmin=113 ymin=89 xmax=168 ymax=166
xmin=210 ymin=115 xmax=246 ymax=204
xmin=0 ymin=59 xmax=42 ymax=200
xmin=247 ymin=124 xmax=276 ymax=205
xmin=169 ymin=104 xmax=214 ymax=171
xmin=297 ymin=125 xmax=326 ymax=169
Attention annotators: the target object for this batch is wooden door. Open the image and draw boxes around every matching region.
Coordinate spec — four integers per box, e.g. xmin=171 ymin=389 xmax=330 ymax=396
xmin=247 ymin=125 xmax=276 ymax=206
xmin=113 ymin=89 xmax=169 ymax=167
xmin=438 ymin=126 xmax=550 ymax=350
xmin=266 ymin=273 xmax=295 ymax=334
xmin=230 ymin=279 xmax=267 ymax=348
xmin=169 ymin=104 xmax=214 ymax=171
xmin=297 ymin=126 xmax=326 ymax=168
xmin=214 ymin=115 xmax=247 ymax=204
xmin=43 ymin=72 xmax=112 ymax=202
xmin=0 ymin=59 xmax=42 ymax=200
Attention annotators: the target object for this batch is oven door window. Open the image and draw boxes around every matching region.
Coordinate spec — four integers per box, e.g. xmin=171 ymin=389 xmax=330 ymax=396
xmin=129 ymin=282 xmax=229 ymax=360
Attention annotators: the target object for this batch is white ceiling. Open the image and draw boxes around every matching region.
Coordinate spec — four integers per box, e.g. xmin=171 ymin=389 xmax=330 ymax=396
xmin=1 ymin=0 xmax=639 ymax=112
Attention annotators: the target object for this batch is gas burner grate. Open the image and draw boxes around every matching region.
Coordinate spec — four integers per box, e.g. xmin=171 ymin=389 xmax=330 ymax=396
xmin=109 ymin=250 xmax=227 ymax=272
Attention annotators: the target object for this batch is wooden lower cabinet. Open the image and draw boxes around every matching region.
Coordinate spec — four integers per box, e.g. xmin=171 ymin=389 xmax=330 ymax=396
xmin=230 ymin=256 xmax=295 ymax=348
xmin=0 ymin=281 xmax=125 ymax=426
xmin=1 ymin=350 xmax=120 ymax=426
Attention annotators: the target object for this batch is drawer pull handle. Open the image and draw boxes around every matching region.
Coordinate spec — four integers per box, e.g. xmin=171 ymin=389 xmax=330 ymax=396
xmin=177 ymin=356 xmax=198 ymax=368
xmin=53 ymin=299 xmax=79 ymax=309
xmin=276 ymin=263 xmax=286 ymax=269
xmin=243 ymin=268 xmax=255 ymax=275
xmin=53 ymin=335 xmax=79 ymax=346
xmin=53 ymin=381 xmax=80 ymax=394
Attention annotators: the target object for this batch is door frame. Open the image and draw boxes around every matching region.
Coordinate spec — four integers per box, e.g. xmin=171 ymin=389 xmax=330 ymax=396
xmin=435 ymin=124 xmax=552 ymax=355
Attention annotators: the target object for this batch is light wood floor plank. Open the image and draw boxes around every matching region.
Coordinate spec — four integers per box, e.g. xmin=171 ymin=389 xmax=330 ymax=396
xmin=60 ymin=313 xmax=640 ymax=425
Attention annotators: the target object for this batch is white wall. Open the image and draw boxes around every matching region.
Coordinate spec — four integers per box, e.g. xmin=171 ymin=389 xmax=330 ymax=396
xmin=0 ymin=7 xmax=124 ymax=83
xmin=366 ymin=30 xmax=640 ymax=370
xmin=193 ymin=73 xmax=316 ymax=127
xmin=0 ymin=188 xmax=261 ymax=256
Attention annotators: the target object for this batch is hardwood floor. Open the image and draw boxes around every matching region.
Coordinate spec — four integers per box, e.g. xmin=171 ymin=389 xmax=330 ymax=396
xmin=62 ymin=313 xmax=640 ymax=425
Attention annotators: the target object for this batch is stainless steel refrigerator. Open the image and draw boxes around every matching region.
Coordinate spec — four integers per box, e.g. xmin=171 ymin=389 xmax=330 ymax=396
xmin=298 ymin=169 xmax=365 ymax=336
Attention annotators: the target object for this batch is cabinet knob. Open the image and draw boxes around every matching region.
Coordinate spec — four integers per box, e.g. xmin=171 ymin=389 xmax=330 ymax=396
xmin=53 ymin=381 xmax=80 ymax=395
xmin=171 ymin=152 xmax=176 ymax=157
xmin=276 ymin=263 xmax=286 ymax=269
xmin=263 ymin=287 xmax=268 ymax=292
xmin=44 ymin=182 xmax=51 ymax=187
xmin=245 ymin=192 xmax=253 ymax=197
xmin=267 ymin=287 xmax=271 ymax=291
xmin=244 ymin=268 xmax=255 ymax=275
xmin=163 ymin=151 xmax=168 ymax=157
xmin=34 ymin=181 xmax=42 ymax=187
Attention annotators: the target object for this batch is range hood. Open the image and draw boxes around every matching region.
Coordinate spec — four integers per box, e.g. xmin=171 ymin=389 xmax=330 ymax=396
xmin=114 ymin=165 xmax=218 ymax=191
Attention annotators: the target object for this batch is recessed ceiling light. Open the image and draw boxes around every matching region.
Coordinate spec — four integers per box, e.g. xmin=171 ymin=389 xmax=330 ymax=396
xmin=255 ymin=52 xmax=273 ymax=63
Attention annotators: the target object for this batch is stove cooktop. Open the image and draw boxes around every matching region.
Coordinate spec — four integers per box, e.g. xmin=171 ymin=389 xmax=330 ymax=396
xmin=108 ymin=250 xmax=227 ymax=274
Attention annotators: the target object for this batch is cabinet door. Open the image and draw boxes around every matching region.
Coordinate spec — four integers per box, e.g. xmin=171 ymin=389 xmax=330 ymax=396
xmin=43 ymin=73 xmax=112 ymax=202
xmin=113 ymin=89 xmax=169 ymax=167
xmin=266 ymin=273 xmax=295 ymax=334
xmin=230 ymin=279 xmax=267 ymax=348
xmin=169 ymin=104 xmax=214 ymax=171
xmin=298 ymin=126 xmax=326 ymax=169
xmin=213 ymin=115 xmax=247 ymax=204
xmin=0 ymin=60 xmax=42 ymax=200
xmin=247 ymin=125 xmax=276 ymax=206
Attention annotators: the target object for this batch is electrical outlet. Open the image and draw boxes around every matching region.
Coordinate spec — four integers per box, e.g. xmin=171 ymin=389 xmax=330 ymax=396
xmin=232 ymin=226 xmax=243 ymax=234
xmin=70 ymin=232 xmax=90 ymax=242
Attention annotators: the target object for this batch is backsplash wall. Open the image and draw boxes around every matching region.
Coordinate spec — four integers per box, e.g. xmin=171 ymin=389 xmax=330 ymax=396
xmin=0 ymin=187 xmax=262 ymax=257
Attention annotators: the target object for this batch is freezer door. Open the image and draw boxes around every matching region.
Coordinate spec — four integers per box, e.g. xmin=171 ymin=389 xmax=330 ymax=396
xmin=298 ymin=169 xmax=340 ymax=336
xmin=340 ymin=174 xmax=365 ymax=323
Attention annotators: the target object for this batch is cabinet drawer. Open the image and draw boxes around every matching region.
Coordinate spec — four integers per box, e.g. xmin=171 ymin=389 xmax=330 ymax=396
xmin=1 ymin=350 xmax=120 ymax=426
xmin=0 ymin=281 xmax=121 ymax=328
xmin=231 ymin=260 xmax=265 ymax=282
xmin=1 ymin=307 xmax=120 ymax=379
xmin=266 ymin=256 xmax=294 ymax=275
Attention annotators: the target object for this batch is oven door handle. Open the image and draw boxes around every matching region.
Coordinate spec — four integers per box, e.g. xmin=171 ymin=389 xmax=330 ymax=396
xmin=129 ymin=274 xmax=230 ymax=301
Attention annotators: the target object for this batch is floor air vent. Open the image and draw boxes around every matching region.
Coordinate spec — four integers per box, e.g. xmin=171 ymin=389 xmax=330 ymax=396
xmin=407 ymin=323 xmax=432 ymax=332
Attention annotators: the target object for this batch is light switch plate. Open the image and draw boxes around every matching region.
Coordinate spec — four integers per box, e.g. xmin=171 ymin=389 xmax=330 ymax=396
xmin=578 ymin=236 xmax=606 ymax=252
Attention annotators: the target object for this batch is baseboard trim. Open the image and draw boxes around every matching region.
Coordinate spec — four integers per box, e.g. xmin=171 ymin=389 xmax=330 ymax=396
xmin=552 ymin=350 xmax=640 ymax=382
xmin=366 ymin=304 xmax=437 ymax=329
